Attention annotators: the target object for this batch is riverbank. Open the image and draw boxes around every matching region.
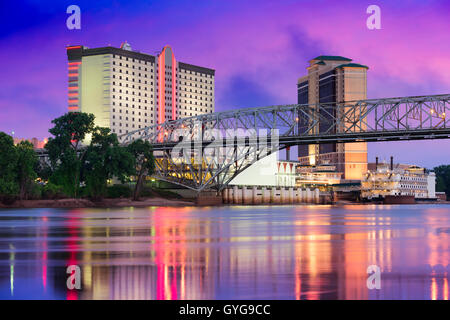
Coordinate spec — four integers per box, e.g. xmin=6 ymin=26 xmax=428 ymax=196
xmin=1 ymin=197 xmax=448 ymax=209
xmin=0 ymin=197 xmax=195 ymax=209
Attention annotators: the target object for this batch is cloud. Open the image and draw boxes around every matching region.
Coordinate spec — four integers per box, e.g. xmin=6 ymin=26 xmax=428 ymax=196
xmin=1 ymin=0 xmax=449 ymax=166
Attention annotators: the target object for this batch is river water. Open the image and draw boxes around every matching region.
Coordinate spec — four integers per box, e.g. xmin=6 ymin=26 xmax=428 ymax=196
xmin=0 ymin=204 xmax=449 ymax=300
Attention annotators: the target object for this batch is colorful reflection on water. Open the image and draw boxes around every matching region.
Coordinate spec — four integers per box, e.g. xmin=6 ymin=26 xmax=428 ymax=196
xmin=0 ymin=204 xmax=449 ymax=300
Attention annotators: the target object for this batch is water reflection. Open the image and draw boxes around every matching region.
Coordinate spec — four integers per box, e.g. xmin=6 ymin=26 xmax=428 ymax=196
xmin=0 ymin=205 xmax=449 ymax=299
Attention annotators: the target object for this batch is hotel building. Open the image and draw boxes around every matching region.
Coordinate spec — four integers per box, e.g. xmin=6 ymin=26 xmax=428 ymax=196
xmin=66 ymin=42 xmax=215 ymax=135
xmin=297 ymin=55 xmax=368 ymax=180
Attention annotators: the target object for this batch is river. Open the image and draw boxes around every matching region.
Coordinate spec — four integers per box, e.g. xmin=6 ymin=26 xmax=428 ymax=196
xmin=0 ymin=204 xmax=449 ymax=300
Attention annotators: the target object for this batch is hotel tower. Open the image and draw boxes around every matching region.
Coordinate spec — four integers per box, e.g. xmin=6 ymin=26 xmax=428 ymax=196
xmin=297 ymin=55 xmax=368 ymax=180
xmin=66 ymin=42 xmax=215 ymax=135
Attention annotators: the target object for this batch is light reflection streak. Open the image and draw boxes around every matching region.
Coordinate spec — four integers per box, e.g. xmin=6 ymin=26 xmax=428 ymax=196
xmin=1 ymin=205 xmax=449 ymax=300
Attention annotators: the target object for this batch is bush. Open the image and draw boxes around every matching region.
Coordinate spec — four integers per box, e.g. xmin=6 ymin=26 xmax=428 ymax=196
xmin=0 ymin=179 xmax=18 ymax=204
xmin=0 ymin=194 xmax=16 ymax=205
xmin=28 ymin=183 xmax=43 ymax=200
xmin=106 ymin=185 xmax=132 ymax=198
xmin=140 ymin=185 xmax=182 ymax=199
xmin=42 ymin=183 xmax=66 ymax=200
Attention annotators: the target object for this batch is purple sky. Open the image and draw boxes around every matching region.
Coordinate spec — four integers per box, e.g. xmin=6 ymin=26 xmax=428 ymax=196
xmin=1 ymin=0 xmax=449 ymax=168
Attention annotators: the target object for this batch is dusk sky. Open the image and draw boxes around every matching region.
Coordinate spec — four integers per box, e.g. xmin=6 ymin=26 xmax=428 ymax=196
xmin=1 ymin=0 xmax=449 ymax=168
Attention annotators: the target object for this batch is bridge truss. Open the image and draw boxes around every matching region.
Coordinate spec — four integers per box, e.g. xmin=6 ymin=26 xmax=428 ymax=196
xmin=119 ymin=94 xmax=450 ymax=192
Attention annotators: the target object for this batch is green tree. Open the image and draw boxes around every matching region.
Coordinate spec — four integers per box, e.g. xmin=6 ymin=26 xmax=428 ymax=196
xmin=15 ymin=141 xmax=38 ymax=200
xmin=434 ymin=165 xmax=450 ymax=199
xmin=0 ymin=132 xmax=18 ymax=202
xmin=127 ymin=139 xmax=155 ymax=200
xmin=45 ymin=112 xmax=95 ymax=197
xmin=83 ymin=127 xmax=135 ymax=200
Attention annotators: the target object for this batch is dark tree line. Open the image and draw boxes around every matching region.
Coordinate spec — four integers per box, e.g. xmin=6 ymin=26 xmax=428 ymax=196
xmin=434 ymin=165 xmax=450 ymax=200
xmin=0 ymin=112 xmax=155 ymax=204
xmin=0 ymin=133 xmax=38 ymax=203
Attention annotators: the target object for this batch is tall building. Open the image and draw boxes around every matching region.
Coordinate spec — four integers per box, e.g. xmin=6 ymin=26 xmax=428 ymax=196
xmin=297 ymin=55 xmax=368 ymax=180
xmin=66 ymin=42 xmax=215 ymax=135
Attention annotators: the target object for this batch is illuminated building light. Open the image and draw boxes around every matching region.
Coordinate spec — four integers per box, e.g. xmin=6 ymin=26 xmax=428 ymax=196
xmin=66 ymin=43 xmax=215 ymax=137
xmin=158 ymin=47 xmax=166 ymax=125
xmin=172 ymin=53 xmax=176 ymax=121
xmin=68 ymin=106 xmax=79 ymax=110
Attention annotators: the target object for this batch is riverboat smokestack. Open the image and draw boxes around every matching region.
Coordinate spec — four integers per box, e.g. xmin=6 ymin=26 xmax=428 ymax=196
xmin=375 ymin=157 xmax=379 ymax=170
xmin=390 ymin=156 xmax=394 ymax=171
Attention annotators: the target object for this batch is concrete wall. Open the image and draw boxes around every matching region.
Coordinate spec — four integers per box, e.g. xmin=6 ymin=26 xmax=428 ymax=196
xmin=222 ymin=186 xmax=329 ymax=205
xmin=228 ymin=153 xmax=279 ymax=186
xmin=81 ymin=54 xmax=111 ymax=130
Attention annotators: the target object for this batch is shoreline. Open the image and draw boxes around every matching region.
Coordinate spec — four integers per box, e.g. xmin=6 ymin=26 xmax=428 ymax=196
xmin=0 ymin=197 xmax=196 ymax=209
xmin=0 ymin=198 xmax=449 ymax=209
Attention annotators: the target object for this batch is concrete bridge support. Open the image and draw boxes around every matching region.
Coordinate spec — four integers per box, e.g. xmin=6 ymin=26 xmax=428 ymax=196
xmin=314 ymin=188 xmax=320 ymax=204
xmin=222 ymin=186 xmax=330 ymax=205
xmin=297 ymin=187 xmax=302 ymax=203
xmin=233 ymin=185 xmax=239 ymax=204
xmin=280 ymin=188 xmax=285 ymax=204
xmin=270 ymin=187 xmax=276 ymax=203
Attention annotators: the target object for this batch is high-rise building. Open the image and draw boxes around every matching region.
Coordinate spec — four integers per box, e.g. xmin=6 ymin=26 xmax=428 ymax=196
xmin=66 ymin=42 xmax=215 ymax=135
xmin=297 ymin=55 xmax=368 ymax=180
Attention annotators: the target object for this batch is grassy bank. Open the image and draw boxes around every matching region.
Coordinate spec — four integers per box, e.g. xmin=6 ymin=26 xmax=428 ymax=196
xmin=0 ymin=184 xmax=194 ymax=209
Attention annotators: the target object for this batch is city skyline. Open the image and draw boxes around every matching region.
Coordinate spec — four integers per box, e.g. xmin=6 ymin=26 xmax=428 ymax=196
xmin=1 ymin=0 xmax=450 ymax=168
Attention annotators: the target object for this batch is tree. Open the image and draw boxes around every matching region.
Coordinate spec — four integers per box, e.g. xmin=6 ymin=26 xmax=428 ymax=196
xmin=127 ymin=139 xmax=156 ymax=200
xmin=15 ymin=141 xmax=38 ymax=200
xmin=45 ymin=112 xmax=95 ymax=197
xmin=0 ymin=132 xmax=18 ymax=202
xmin=82 ymin=127 xmax=135 ymax=200
xmin=434 ymin=165 xmax=450 ymax=199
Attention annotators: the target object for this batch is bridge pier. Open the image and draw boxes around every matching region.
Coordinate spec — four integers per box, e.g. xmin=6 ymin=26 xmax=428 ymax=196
xmin=280 ymin=188 xmax=285 ymax=204
xmin=252 ymin=186 xmax=259 ymax=205
xmin=223 ymin=188 xmax=229 ymax=203
xmin=289 ymin=187 xmax=294 ymax=204
xmin=270 ymin=187 xmax=276 ymax=203
xmin=297 ymin=187 xmax=302 ymax=203
xmin=305 ymin=188 xmax=311 ymax=203
xmin=262 ymin=187 xmax=268 ymax=203
xmin=243 ymin=187 xmax=252 ymax=205
xmin=233 ymin=185 xmax=239 ymax=204
xmin=314 ymin=188 xmax=320 ymax=204
xmin=222 ymin=186 xmax=330 ymax=205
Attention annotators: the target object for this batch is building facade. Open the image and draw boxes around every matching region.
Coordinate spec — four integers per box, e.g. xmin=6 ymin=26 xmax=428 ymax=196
xmin=228 ymin=153 xmax=297 ymax=187
xmin=13 ymin=137 xmax=48 ymax=149
xmin=66 ymin=42 xmax=215 ymax=135
xmin=296 ymin=164 xmax=342 ymax=187
xmin=297 ymin=55 xmax=368 ymax=181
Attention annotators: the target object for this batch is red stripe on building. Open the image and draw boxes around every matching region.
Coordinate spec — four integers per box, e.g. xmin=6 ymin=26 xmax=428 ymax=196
xmin=172 ymin=53 xmax=176 ymax=121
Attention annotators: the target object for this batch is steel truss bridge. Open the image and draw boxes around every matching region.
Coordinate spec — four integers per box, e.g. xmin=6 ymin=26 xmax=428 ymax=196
xmin=115 ymin=93 xmax=450 ymax=192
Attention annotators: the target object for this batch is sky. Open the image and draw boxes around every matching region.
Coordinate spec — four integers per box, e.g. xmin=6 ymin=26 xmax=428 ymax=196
xmin=0 ymin=0 xmax=449 ymax=168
